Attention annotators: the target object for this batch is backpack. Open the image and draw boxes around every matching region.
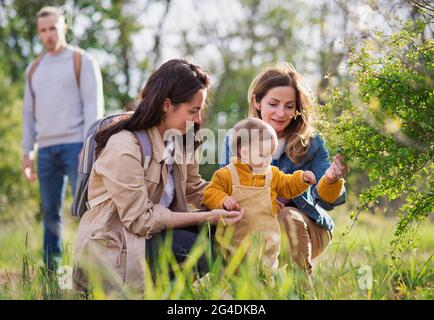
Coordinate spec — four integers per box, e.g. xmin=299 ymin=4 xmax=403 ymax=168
xmin=28 ymin=47 xmax=83 ymax=120
xmin=71 ymin=112 xmax=152 ymax=218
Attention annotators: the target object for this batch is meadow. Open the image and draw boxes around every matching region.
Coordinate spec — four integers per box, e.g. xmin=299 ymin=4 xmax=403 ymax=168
xmin=1 ymin=199 xmax=432 ymax=300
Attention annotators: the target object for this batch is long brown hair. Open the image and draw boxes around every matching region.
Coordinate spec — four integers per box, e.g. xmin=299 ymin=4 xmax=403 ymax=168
xmin=95 ymin=59 xmax=210 ymax=155
xmin=247 ymin=63 xmax=314 ymax=163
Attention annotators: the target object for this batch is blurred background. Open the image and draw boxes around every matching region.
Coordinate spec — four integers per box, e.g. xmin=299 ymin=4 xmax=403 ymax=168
xmin=0 ymin=0 xmax=432 ymax=299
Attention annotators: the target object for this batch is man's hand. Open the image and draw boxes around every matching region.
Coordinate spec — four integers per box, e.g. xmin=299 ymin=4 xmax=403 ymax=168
xmin=302 ymin=170 xmax=316 ymax=185
xmin=325 ymin=154 xmax=349 ymax=184
xmin=223 ymin=196 xmax=240 ymax=211
xmin=23 ymin=155 xmax=37 ymax=182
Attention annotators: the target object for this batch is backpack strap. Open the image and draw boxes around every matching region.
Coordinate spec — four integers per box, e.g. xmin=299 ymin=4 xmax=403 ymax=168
xmin=29 ymin=47 xmax=82 ymax=120
xmin=87 ymin=130 xmax=153 ymax=210
xmin=28 ymin=54 xmax=45 ymax=121
xmin=133 ymin=130 xmax=153 ymax=169
xmin=72 ymin=47 xmax=83 ymax=87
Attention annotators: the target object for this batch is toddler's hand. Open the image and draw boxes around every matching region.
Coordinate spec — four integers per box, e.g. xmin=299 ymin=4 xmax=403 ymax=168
xmin=276 ymin=199 xmax=285 ymax=210
xmin=223 ymin=196 xmax=240 ymax=211
xmin=302 ymin=171 xmax=316 ymax=185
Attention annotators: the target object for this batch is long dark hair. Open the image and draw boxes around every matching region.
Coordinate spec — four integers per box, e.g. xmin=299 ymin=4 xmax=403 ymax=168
xmin=95 ymin=59 xmax=210 ymax=155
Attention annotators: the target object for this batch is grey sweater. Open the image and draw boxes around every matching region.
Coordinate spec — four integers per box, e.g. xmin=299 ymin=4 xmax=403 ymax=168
xmin=22 ymin=45 xmax=104 ymax=155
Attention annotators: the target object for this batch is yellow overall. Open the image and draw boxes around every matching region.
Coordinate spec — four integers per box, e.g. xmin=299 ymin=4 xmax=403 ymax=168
xmin=216 ymin=163 xmax=281 ymax=274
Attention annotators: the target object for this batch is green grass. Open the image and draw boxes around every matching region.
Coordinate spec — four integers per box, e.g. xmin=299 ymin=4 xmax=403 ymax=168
xmin=0 ymin=204 xmax=432 ymax=300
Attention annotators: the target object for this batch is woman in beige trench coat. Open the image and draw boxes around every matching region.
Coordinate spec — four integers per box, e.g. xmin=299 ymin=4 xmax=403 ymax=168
xmin=73 ymin=59 xmax=244 ymax=292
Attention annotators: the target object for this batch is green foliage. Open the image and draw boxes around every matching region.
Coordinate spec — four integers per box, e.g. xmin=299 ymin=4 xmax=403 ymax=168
xmin=321 ymin=20 xmax=433 ymax=268
xmin=0 ymin=67 xmax=39 ymax=220
xmin=74 ymin=0 xmax=146 ymax=110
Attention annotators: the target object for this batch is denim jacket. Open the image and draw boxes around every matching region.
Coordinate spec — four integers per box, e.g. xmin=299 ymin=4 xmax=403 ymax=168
xmin=219 ymin=133 xmax=346 ymax=230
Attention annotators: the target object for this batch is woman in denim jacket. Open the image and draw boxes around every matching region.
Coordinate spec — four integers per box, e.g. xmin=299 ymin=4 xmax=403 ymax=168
xmin=221 ymin=63 xmax=349 ymax=274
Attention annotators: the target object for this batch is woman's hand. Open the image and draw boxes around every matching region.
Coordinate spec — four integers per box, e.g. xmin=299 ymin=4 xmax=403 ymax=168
xmin=208 ymin=208 xmax=244 ymax=226
xmin=325 ymin=154 xmax=349 ymax=184
xmin=302 ymin=170 xmax=316 ymax=185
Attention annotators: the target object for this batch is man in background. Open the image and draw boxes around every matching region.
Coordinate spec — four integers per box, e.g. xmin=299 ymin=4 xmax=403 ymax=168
xmin=22 ymin=6 xmax=104 ymax=272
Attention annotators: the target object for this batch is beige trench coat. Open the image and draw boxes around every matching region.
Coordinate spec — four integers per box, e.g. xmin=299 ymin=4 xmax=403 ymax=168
xmin=73 ymin=127 xmax=208 ymax=292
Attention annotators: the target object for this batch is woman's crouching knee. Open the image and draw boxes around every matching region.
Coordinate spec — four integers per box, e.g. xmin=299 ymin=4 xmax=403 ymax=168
xmin=278 ymin=207 xmax=312 ymax=271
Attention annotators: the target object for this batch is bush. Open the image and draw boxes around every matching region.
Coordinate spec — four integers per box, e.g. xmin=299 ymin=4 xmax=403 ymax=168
xmin=320 ymin=20 xmax=433 ymax=265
